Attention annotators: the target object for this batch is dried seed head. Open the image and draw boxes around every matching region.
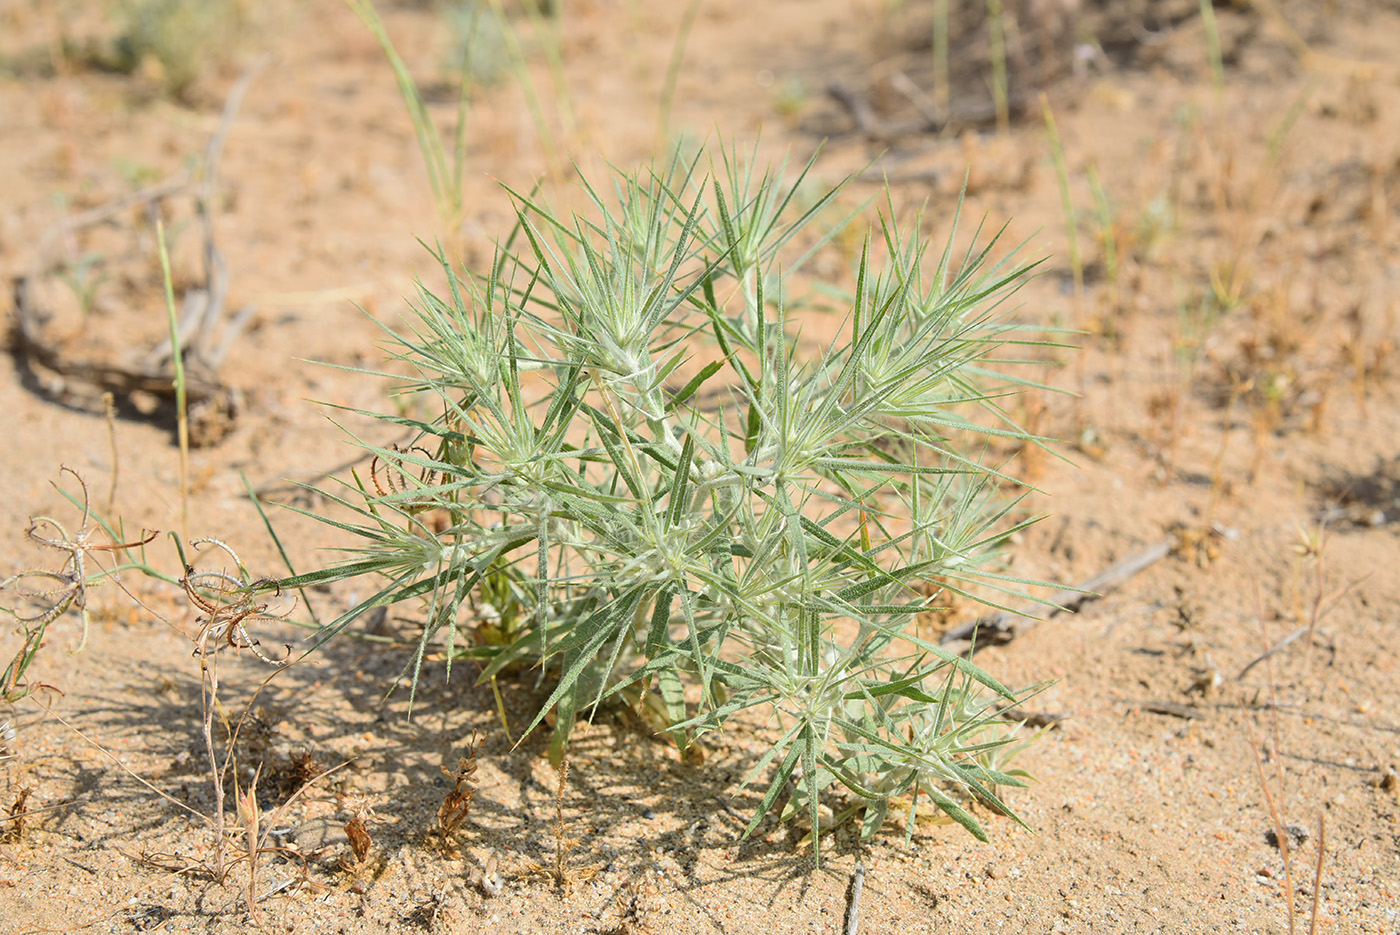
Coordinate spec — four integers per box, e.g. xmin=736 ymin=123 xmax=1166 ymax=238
xmin=338 ymin=793 xmax=378 ymax=865
xmin=345 ymin=815 xmax=372 ymax=863
xmin=2 ymin=787 xmax=33 ymax=844
xmin=438 ymin=732 xmax=482 ymax=840
xmin=280 ymin=750 xmax=322 ymax=797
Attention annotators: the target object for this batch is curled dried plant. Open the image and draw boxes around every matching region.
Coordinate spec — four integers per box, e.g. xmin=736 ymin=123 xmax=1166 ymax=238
xmin=181 ymin=538 xmax=296 ymax=667
xmin=370 ymin=443 xmax=449 ymax=515
xmin=178 ymin=537 xmax=296 ymax=883
xmin=469 ymin=854 xmax=503 ymax=897
xmin=437 ymin=730 xmax=481 ymax=849
xmin=1 ymin=467 xmax=157 ymax=701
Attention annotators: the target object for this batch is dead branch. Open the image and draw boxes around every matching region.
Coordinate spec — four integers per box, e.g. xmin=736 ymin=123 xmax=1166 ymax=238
xmin=844 ymin=861 xmax=865 ymax=935
xmin=1140 ymin=700 xmax=1203 ymax=720
xmin=826 ymin=76 xmax=1028 ymax=145
xmin=940 ymin=538 xmax=1173 ymax=655
xmin=9 ymin=58 xmax=267 ymax=446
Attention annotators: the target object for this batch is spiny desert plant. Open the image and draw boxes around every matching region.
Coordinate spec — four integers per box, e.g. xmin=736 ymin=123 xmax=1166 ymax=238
xmin=280 ymin=141 xmax=1061 ymax=860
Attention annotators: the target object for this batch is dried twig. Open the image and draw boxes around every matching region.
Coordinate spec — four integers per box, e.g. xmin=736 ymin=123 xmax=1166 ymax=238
xmin=941 ymin=538 xmax=1172 ymax=654
xmin=102 ymin=392 xmax=119 ymax=515
xmin=714 ymin=794 xmax=747 ymax=825
xmin=826 ymin=75 xmax=1026 ymax=146
xmin=826 ymin=79 xmax=878 ymax=134
xmin=844 ymin=861 xmax=865 ymax=935
xmin=995 ymin=707 xmax=1068 ymax=728
xmin=1244 ymin=573 xmax=1299 ymax=935
xmin=1236 ymin=526 xmax=1365 ymax=680
xmin=1237 ymin=625 xmax=1309 ymax=680
xmin=144 ymin=56 xmax=267 ymax=372
xmin=1140 ymin=700 xmax=1202 ymax=720
xmin=10 ymin=60 xmax=266 ymax=446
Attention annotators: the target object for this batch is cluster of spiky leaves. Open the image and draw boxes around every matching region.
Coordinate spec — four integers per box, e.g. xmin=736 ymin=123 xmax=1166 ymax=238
xmin=281 ymin=142 xmax=1058 ymax=858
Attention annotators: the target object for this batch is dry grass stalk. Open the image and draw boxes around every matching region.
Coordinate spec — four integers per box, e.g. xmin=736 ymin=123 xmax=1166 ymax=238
xmin=1246 ymin=715 xmax=1297 ymax=933
xmin=1308 ymin=812 xmax=1326 ymax=934
xmin=135 ymin=850 xmax=219 ymax=878
xmin=521 ymin=757 xmax=600 ymax=894
xmin=102 ymin=391 xmax=119 ymax=516
xmin=1242 ymin=572 xmax=1330 ymax=934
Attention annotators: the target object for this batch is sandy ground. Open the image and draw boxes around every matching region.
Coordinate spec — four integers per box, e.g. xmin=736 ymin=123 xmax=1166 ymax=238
xmin=1 ymin=1 xmax=1398 ymax=932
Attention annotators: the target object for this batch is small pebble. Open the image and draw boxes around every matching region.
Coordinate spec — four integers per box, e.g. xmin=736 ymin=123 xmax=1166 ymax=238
xmin=642 ymin=807 xmax=655 ymax=819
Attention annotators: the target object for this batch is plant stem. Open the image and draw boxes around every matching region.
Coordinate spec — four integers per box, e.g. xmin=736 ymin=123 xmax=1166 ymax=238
xmin=987 ymin=0 xmax=1009 ymax=135
xmin=657 ymin=0 xmax=703 ymax=151
xmin=1200 ymin=0 xmax=1224 ymax=97
xmin=931 ymin=0 xmax=949 ymax=120
xmin=1040 ymin=94 xmax=1081 ymax=302
xmin=155 ymin=218 xmax=189 ymax=541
